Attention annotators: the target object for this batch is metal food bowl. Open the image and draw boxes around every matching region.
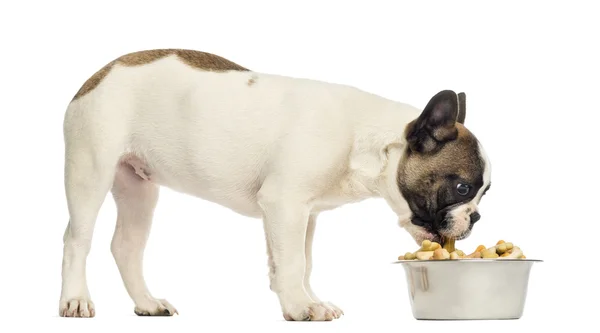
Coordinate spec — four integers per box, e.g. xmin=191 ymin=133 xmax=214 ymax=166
xmin=394 ymin=258 xmax=542 ymax=320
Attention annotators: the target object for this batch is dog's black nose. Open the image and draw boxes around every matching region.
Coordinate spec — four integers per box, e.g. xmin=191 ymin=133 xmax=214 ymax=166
xmin=470 ymin=212 xmax=481 ymax=224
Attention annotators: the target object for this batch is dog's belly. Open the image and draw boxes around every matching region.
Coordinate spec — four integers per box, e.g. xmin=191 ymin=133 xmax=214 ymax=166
xmin=126 ymin=151 xmax=264 ymax=218
xmin=123 ymin=151 xmax=368 ymax=219
xmin=156 ymin=177 xmax=263 ymax=218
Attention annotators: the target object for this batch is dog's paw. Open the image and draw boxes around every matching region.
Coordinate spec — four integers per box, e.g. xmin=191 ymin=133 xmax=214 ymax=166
xmin=59 ymin=298 xmax=96 ymax=318
xmin=134 ymin=298 xmax=178 ymax=316
xmin=322 ymin=302 xmax=344 ymax=319
xmin=283 ymin=302 xmax=340 ymax=321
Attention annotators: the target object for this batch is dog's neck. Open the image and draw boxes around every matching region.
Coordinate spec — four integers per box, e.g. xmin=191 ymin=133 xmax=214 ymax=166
xmin=376 ymin=143 xmax=412 ymax=222
xmin=344 ymin=98 xmax=417 ymax=221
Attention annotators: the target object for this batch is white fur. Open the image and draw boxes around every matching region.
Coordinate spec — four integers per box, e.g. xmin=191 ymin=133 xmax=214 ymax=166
xmin=59 ymin=54 xmax=474 ymax=320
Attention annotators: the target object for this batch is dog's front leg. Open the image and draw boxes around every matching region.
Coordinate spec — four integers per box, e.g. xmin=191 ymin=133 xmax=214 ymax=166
xmin=259 ymin=194 xmax=337 ymax=321
xmin=304 ymin=214 xmax=343 ymax=318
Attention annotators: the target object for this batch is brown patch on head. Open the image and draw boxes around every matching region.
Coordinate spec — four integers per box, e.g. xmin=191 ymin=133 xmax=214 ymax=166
xmin=399 ymin=126 xmax=483 ymax=196
xmin=72 ymin=49 xmax=249 ymax=101
xmin=397 ymin=90 xmax=486 ymax=236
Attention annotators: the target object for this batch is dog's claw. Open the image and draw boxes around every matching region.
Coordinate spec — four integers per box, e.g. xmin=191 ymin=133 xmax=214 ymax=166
xmin=308 ymin=308 xmax=315 ymax=320
xmin=134 ymin=298 xmax=178 ymax=317
xmin=59 ymin=299 xmax=95 ymax=318
xmin=283 ymin=302 xmax=340 ymax=321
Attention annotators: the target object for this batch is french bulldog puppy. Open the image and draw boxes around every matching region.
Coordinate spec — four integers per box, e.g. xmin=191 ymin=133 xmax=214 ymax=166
xmin=59 ymin=49 xmax=491 ymax=320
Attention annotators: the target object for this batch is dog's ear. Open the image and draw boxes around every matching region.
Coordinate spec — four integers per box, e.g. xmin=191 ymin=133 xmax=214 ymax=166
xmin=457 ymin=92 xmax=466 ymax=124
xmin=406 ymin=90 xmax=460 ymax=154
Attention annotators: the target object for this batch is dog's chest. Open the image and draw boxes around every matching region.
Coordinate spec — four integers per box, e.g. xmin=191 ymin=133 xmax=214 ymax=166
xmin=311 ymin=188 xmax=374 ymax=213
xmin=310 ymin=161 xmax=382 ymax=213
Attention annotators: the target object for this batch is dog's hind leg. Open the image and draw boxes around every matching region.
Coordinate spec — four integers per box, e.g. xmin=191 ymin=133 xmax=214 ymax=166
xmin=59 ymin=100 xmax=125 ymax=317
xmin=110 ymin=160 xmax=177 ymax=316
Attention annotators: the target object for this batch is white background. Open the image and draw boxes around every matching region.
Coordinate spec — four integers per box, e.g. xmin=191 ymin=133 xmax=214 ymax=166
xmin=1 ymin=0 xmax=598 ymax=332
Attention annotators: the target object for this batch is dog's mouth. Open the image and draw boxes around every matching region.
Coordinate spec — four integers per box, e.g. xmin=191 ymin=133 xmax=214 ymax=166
xmin=410 ymin=216 xmax=445 ymax=244
xmin=444 ymin=224 xmax=473 ymax=240
xmin=436 ymin=219 xmax=474 ymax=246
xmin=410 ymin=210 xmax=472 ymax=246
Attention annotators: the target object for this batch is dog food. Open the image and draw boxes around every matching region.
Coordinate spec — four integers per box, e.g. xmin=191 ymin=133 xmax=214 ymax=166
xmin=398 ymin=239 xmax=526 ymax=260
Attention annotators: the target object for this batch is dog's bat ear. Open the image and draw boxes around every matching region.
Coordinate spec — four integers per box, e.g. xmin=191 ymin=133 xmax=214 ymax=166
xmin=405 ymin=90 xmax=459 ymax=154
xmin=457 ymin=92 xmax=466 ymax=124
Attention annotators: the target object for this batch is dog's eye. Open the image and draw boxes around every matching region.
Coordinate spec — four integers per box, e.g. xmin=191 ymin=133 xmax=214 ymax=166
xmin=456 ymin=183 xmax=471 ymax=196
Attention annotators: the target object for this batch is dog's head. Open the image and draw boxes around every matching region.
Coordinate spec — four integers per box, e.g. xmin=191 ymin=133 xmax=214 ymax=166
xmin=397 ymin=90 xmax=491 ymax=245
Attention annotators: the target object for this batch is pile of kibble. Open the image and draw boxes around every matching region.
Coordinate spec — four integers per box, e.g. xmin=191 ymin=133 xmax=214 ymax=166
xmin=398 ymin=239 xmax=526 ymax=260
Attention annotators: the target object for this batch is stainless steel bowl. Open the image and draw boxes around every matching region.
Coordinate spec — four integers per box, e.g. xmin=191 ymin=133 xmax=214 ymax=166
xmin=394 ymin=258 xmax=542 ymax=320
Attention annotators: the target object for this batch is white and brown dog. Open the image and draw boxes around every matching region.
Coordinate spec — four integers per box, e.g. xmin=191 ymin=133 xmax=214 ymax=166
xmin=59 ymin=49 xmax=491 ymax=320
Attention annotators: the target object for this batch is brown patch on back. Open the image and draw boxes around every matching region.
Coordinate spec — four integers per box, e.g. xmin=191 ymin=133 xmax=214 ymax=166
xmin=72 ymin=60 xmax=117 ymax=100
xmin=174 ymin=49 xmax=249 ymax=72
xmin=72 ymin=49 xmax=249 ymax=101
xmin=117 ymin=49 xmax=174 ymax=66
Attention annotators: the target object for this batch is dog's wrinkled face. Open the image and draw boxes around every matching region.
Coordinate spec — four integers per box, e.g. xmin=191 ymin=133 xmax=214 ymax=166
xmin=397 ymin=90 xmax=491 ymax=245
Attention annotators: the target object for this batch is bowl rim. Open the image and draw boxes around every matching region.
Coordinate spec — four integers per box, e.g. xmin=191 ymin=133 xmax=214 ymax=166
xmin=392 ymin=258 xmax=543 ymax=264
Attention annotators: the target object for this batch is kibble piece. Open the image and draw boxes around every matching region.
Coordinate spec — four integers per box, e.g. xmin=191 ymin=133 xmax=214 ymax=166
xmin=496 ymin=240 xmax=505 ymax=245
xmin=463 ymin=251 xmax=482 ymax=259
xmin=450 ymin=252 xmax=460 ymax=260
xmin=418 ymin=239 xmax=442 ymax=252
xmin=499 ymin=247 xmax=523 ymax=259
xmin=416 ymin=251 xmax=435 ymax=260
xmin=481 ymin=249 xmax=499 ymax=258
xmin=496 ymin=243 xmax=507 ymax=254
xmin=442 ymin=249 xmax=450 ymax=259
xmin=433 ymin=249 xmax=445 ymax=260
xmin=475 ymin=245 xmax=487 ymax=253
xmin=398 ymin=252 xmax=411 ymax=260
xmin=433 ymin=248 xmax=450 ymax=260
